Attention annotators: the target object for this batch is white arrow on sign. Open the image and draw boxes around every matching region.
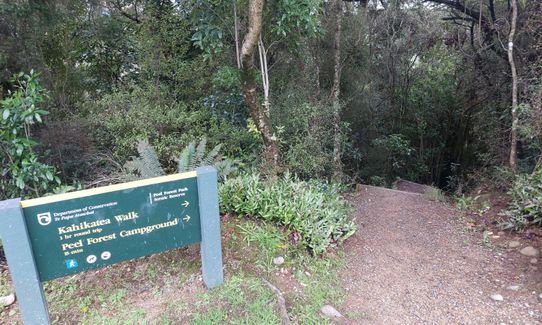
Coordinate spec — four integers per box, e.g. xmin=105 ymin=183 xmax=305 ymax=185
xmin=183 ymin=215 xmax=191 ymax=222
xmin=182 ymin=201 xmax=190 ymax=208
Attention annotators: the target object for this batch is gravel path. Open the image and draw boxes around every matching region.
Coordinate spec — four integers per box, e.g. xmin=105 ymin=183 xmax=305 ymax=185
xmin=340 ymin=185 xmax=542 ymax=324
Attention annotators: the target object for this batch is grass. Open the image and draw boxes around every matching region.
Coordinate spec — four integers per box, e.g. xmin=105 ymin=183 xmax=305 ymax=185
xmin=288 ymin=254 xmax=346 ymax=324
xmin=424 ymin=187 xmax=447 ymax=202
xmin=0 ymin=217 xmax=348 ymax=324
xmin=0 ymin=271 xmax=11 ymax=297
xmin=454 ymin=194 xmax=491 ymax=216
xmin=236 ymin=221 xmax=286 ymax=273
xmin=191 ymin=275 xmax=281 ymax=324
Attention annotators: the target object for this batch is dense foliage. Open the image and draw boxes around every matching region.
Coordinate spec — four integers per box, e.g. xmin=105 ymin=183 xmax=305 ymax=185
xmin=220 ymin=173 xmax=356 ymax=254
xmin=0 ymin=72 xmax=60 ymax=199
xmin=500 ymin=169 xmax=542 ymax=231
xmin=1 ymin=0 xmax=542 ymax=231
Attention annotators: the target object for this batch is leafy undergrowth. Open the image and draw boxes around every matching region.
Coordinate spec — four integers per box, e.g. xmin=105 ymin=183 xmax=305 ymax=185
xmin=500 ymin=169 xmax=542 ymax=231
xmin=220 ymin=173 xmax=357 ymax=255
xmin=0 ymin=217 xmax=348 ymax=324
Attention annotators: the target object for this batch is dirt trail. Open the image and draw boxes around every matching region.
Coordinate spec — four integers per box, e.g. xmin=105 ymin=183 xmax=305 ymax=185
xmin=340 ymin=185 xmax=542 ymax=324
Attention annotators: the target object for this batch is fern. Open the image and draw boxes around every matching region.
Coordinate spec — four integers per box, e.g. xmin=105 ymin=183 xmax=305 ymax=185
xmin=204 ymin=143 xmax=222 ymax=166
xmin=178 ymin=137 xmax=221 ymax=173
xmin=124 ymin=138 xmax=237 ymax=181
xmin=215 ymin=158 xmax=236 ymax=181
xmin=178 ymin=141 xmax=196 ymax=173
xmin=192 ymin=137 xmax=207 ymax=170
xmin=177 ymin=138 xmax=237 ymax=181
xmin=123 ymin=140 xmax=165 ymax=180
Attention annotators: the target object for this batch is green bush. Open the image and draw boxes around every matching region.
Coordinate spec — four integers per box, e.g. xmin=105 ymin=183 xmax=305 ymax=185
xmin=500 ymin=169 xmax=542 ymax=231
xmin=85 ymin=83 xmax=257 ymax=168
xmin=424 ymin=187 xmax=446 ymax=202
xmin=0 ymin=72 xmax=60 ymax=199
xmin=219 ymin=173 xmax=357 ymax=255
xmin=281 ymin=103 xmax=335 ymax=179
xmin=369 ymin=134 xmax=422 ymax=184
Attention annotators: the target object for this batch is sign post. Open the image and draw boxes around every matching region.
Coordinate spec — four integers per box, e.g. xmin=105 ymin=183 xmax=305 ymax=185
xmin=197 ymin=167 xmax=224 ymax=288
xmin=1 ymin=198 xmax=49 ymax=324
xmin=0 ymin=167 xmax=223 ymax=325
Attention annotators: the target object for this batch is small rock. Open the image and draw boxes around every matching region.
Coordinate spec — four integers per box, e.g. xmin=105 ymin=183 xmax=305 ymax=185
xmin=507 ymin=285 xmax=520 ymax=291
xmin=508 ymin=241 xmax=521 ymax=248
xmin=498 ymin=231 xmax=505 ymax=236
xmin=273 ymin=256 xmax=285 ymax=265
xmin=531 ymin=258 xmax=538 ymax=264
xmin=0 ymin=293 xmax=15 ymax=307
xmin=491 ymin=294 xmax=504 ymax=301
xmin=320 ymin=305 xmax=343 ymax=318
xmin=520 ymin=246 xmax=540 ymax=257
xmin=539 ymin=293 xmax=542 ymax=300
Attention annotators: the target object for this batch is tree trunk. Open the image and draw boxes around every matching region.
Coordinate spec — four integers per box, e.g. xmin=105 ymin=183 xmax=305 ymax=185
xmin=508 ymin=0 xmax=519 ymax=172
xmin=239 ymin=0 xmax=279 ymax=172
xmin=258 ymin=36 xmax=270 ymax=115
xmin=233 ymin=0 xmax=241 ymax=69
xmin=533 ymin=85 xmax=542 ymax=175
xmin=331 ymin=0 xmax=344 ymax=181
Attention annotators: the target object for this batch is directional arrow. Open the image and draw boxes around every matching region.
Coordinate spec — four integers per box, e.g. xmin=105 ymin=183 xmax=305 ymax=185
xmin=183 ymin=215 xmax=191 ymax=222
xmin=182 ymin=201 xmax=190 ymax=208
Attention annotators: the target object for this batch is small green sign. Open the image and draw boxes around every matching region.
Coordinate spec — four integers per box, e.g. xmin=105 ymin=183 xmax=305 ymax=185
xmin=21 ymin=172 xmax=201 ymax=281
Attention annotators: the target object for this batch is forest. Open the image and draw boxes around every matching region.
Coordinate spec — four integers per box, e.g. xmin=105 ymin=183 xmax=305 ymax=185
xmin=2 ymin=0 xmax=542 ymax=227
xmin=1 ymin=0 xmax=542 ymax=323
xmin=1 ymin=0 xmax=541 ymax=189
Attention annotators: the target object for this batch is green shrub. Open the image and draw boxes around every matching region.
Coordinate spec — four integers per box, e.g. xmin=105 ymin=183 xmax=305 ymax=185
xmin=369 ymin=175 xmax=385 ymax=187
xmin=0 ymin=72 xmax=60 ymax=199
xmin=424 ymin=187 xmax=446 ymax=202
xmin=278 ymin=102 xmax=335 ymax=179
xmin=219 ymin=173 xmax=357 ymax=255
xmin=370 ymin=134 xmax=421 ymax=183
xmin=455 ymin=194 xmax=478 ymax=210
xmin=85 ymin=83 xmax=257 ymax=168
xmin=500 ymin=169 xmax=542 ymax=231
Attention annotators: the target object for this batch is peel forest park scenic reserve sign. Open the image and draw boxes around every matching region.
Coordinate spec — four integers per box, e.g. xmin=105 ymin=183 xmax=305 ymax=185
xmin=0 ymin=166 xmax=224 ymax=325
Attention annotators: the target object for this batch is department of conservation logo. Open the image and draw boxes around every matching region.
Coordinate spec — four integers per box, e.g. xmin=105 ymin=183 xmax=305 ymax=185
xmin=36 ymin=212 xmax=52 ymax=226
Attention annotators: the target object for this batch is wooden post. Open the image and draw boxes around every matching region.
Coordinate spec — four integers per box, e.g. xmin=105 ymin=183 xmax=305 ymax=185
xmin=196 ymin=167 xmax=224 ymax=288
xmin=0 ymin=198 xmax=50 ymax=325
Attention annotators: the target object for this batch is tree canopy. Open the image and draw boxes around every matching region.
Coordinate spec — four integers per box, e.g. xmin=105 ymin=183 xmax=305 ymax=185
xmin=1 ymin=0 xmax=541 ymax=197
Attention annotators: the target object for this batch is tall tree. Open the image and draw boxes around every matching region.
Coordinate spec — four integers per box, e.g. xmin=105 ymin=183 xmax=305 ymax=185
xmin=331 ymin=0 xmax=344 ymax=181
xmin=508 ymin=0 xmax=519 ymax=172
xmin=239 ymin=0 xmax=279 ymax=171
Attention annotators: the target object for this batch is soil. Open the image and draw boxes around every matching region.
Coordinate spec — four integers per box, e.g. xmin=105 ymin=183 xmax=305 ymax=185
xmin=339 ymin=185 xmax=542 ymax=324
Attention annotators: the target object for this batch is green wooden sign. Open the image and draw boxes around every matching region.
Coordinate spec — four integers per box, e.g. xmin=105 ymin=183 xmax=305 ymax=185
xmin=0 ymin=167 xmax=223 ymax=325
xmin=21 ymin=171 xmax=201 ymax=281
